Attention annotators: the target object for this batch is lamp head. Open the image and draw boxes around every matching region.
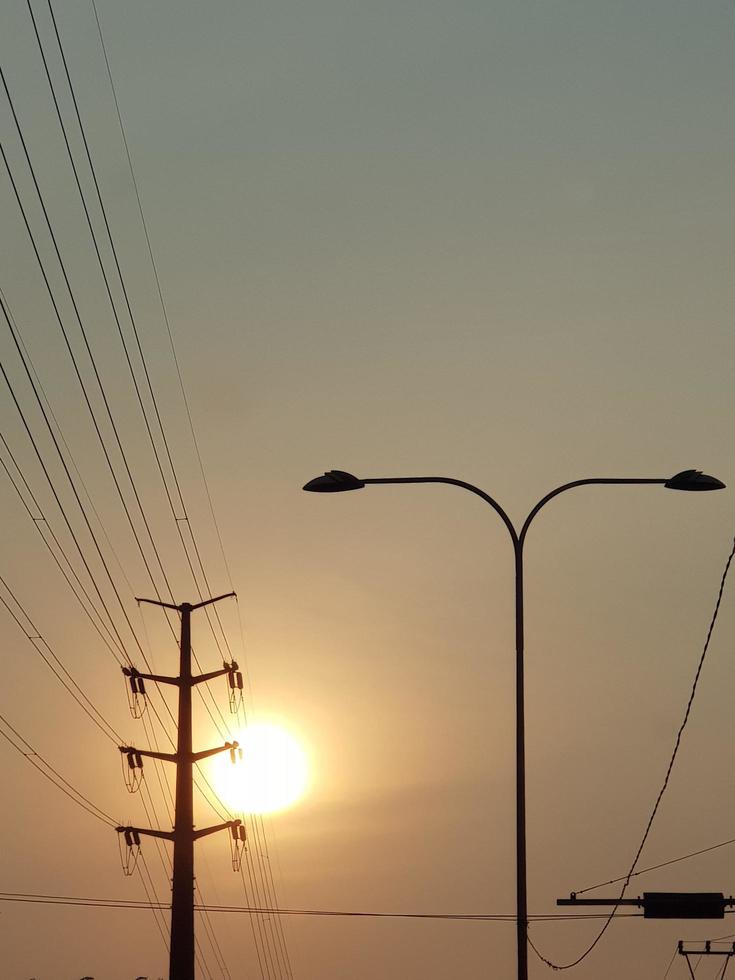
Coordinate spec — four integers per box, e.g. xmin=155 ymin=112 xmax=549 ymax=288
xmin=303 ymin=470 xmax=365 ymax=493
xmin=664 ymin=470 xmax=726 ymax=492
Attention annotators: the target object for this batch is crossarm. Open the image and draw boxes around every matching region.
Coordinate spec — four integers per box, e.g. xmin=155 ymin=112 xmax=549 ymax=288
xmin=116 ymin=825 xmax=174 ymax=842
xmin=192 ymin=741 xmax=239 ymax=763
xmin=194 ymin=819 xmax=241 ymax=841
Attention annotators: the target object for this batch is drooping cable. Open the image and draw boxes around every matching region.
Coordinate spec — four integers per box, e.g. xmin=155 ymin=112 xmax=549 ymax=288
xmin=531 ymin=535 xmax=735 ymax=971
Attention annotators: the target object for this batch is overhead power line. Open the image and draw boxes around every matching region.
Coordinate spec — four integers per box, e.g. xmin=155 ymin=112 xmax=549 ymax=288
xmin=531 ymin=535 xmax=735 ymax=972
xmin=0 ymin=573 xmax=122 ymax=745
xmin=0 ymin=711 xmax=117 ymax=827
xmin=577 ymin=836 xmax=735 ymax=896
xmin=0 ymin=891 xmax=645 ymax=921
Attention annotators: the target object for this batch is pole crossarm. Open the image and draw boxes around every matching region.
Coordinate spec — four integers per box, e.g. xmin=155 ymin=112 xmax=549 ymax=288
xmin=123 ymin=666 xmax=179 ymax=687
xmin=191 ymin=592 xmax=236 ymax=610
xmin=192 ymin=741 xmax=239 ymax=764
xmin=194 ymin=819 xmax=241 ymax=842
xmin=192 ymin=663 xmax=238 ymax=687
xmin=119 ymin=745 xmax=177 ymax=764
xmin=679 ymin=941 xmax=735 ymax=956
xmin=135 ymin=597 xmax=180 ymax=610
xmin=134 ymin=591 xmax=236 ymax=612
xmin=116 ymin=825 xmax=175 ymax=842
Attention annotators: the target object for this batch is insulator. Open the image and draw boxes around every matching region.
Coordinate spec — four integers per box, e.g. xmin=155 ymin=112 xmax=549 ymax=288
xmin=239 ymin=826 xmax=247 ymax=842
xmin=231 ymin=824 xmax=239 ymax=841
xmin=127 ymin=752 xmax=137 ymax=770
xmin=122 ymin=667 xmax=131 ymax=676
xmin=238 ymin=747 xmax=243 ymax=761
xmin=132 ymin=830 xmax=141 ymax=846
xmin=229 ymin=747 xmax=236 ymax=764
xmin=227 ymin=670 xmax=236 ymax=690
xmin=124 ymin=829 xmax=134 ymax=847
xmin=128 ymin=676 xmax=138 ymax=695
xmin=236 ymin=671 xmax=243 ymax=690
xmin=134 ymin=752 xmax=143 ymax=769
xmin=135 ymin=677 xmax=146 ymax=696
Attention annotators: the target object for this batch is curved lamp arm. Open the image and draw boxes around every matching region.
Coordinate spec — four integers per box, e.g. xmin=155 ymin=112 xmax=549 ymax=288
xmin=362 ymin=476 xmax=518 ymax=546
xmin=305 ymin=469 xmax=723 ymax=552
xmin=518 ymin=477 xmax=667 ymax=548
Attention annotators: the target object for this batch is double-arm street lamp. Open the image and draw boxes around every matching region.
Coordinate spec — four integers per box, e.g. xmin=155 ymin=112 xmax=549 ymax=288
xmin=303 ymin=467 xmax=725 ymax=980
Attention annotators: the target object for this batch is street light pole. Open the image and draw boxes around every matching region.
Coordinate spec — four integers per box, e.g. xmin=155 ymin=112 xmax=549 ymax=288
xmin=303 ymin=468 xmax=725 ymax=980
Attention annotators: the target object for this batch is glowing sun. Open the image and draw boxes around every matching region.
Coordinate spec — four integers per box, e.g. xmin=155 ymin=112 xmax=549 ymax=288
xmin=210 ymin=722 xmax=309 ymax=814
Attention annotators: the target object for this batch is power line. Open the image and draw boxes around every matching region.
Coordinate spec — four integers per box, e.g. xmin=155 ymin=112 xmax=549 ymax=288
xmin=577 ymin=836 xmax=735 ymax=896
xmin=38 ymin=0 xmax=237 ymax=686
xmin=0 ymin=891 xmax=644 ymax=920
xmin=7 ymin=7 xmax=279 ymax=974
xmin=19 ymin=4 xmax=247 ymax=839
xmin=0 ymin=712 xmax=117 ymax=827
xmin=531 ymin=535 xmax=735 ymax=972
xmin=0 ymin=291 xmax=135 ymax=666
xmin=57 ymin=18 xmax=289 ymax=977
xmin=20 ymin=0 xmax=180 ymax=608
xmin=0 ymin=573 xmax=122 ymax=745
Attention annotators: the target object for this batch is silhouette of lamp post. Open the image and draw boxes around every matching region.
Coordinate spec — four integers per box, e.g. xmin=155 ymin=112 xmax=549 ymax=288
xmin=303 ymin=467 xmax=725 ymax=980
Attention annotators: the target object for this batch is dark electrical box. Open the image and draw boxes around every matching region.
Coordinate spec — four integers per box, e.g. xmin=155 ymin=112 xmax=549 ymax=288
xmin=643 ymin=892 xmax=726 ymax=919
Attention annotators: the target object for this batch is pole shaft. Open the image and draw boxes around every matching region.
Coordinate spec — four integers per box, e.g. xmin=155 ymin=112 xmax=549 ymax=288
xmin=170 ymin=603 xmax=194 ymax=980
xmin=515 ymin=543 xmax=528 ymax=980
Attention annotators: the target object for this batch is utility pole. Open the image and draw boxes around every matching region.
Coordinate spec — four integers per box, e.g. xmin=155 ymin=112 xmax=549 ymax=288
xmin=117 ymin=593 xmax=240 ymax=980
xmin=678 ymin=941 xmax=735 ymax=980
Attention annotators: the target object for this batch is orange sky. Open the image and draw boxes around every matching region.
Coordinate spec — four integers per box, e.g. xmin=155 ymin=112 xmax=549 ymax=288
xmin=1 ymin=1 xmax=734 ymax=977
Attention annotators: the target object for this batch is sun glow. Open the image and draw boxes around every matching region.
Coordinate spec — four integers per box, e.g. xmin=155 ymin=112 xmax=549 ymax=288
xmin=210 ymin=722 xmax=309 ymax=815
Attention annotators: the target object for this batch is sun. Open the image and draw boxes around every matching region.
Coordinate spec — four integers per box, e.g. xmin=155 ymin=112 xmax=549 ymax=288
xmin=210 ymin=722 xmax=309 ymax=815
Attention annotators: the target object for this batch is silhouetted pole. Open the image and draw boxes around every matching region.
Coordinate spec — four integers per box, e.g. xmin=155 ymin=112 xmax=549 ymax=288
xmin=117 ymin=592 xmax=241 ymax=980
xmin=302 ymin=468 xmax=725 ymax=980
xmin=171 ymin=601 xmax=195 ymax=977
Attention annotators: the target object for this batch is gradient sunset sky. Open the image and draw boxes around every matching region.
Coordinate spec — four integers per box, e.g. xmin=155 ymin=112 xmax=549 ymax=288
xmin=1 ymin=1 xmax=734 ymax=977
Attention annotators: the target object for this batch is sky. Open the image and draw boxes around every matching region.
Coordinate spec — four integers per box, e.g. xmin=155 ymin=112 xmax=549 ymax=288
xmin=1 ymin=0 xmax=734 ymax=977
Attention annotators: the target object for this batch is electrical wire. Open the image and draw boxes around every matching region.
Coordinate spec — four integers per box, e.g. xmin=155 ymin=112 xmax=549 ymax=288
xmin=0 ymin=292 xmax=135 ymax=666
xmin=8 ymin=6 xmax=284 ymax=974
xmin=89 ymin=0 xmax=239 ymax=648
xmin=197 ymin=880 xmax=234 ymax=980
xmin=37 ymin=0 xmax=239 ymax=701
xmin=531 ymin=535 xmax=735 ymax=971
xmin=577 ymin=836 xmax=735 ymax=896
xmin=137 ymin=850 xmax=170 ymax=954
xmin=0 ymin=891 xmax=645 ymax=919
xmin=17 ymin=2 xmax=180 ymax=608
xmin=0 ymin=712 xmax=117 ymax=827
xmin=53 ymin=15 xmax=289 ymax=976
xmin=0 ymin=574 xmax=122 ymax=745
